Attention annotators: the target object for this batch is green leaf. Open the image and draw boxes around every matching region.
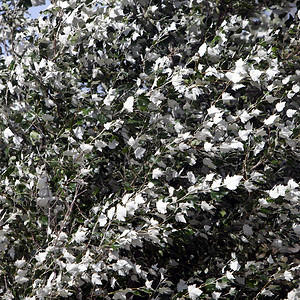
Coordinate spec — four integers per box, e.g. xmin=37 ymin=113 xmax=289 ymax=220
xmin=220 ymin=210 xmax=226 ymax=217
xmin=30 ymin=131 xmax=41 ymax=141
xmin=137 ymin=96 xmax=150 ymax=112
xmin=39 ymin=215 xmax=48 ymax=226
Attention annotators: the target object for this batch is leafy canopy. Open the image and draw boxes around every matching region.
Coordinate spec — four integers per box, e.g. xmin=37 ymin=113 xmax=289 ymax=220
xmin=0 ymin=0 xmax=299 ymax=299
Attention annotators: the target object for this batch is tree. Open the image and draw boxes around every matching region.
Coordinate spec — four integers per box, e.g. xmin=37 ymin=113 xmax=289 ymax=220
xmin=0 ymin=0 xmax=299 ymax=298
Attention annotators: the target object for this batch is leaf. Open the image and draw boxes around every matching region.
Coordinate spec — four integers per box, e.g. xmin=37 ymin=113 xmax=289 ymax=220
xmin=104 ymin=88 xmax=116 ymax=106
xmin=187 ymin=171 xmax=196 ymax=184
xmin=283 ymin=270 xmax=293 ymax=281
xmin=240 ymin=111 xmax=252 ymax=123
xmin=39 ymin=215 xmax=48 ymax=226
xmin=188 ymin=284 xmax=202 ymax=299
xmin=175 ymin=212 xmax=186 ymax=223
xmin=268 ymin=185 xmax=286 ymax=199
xmin=286 ymin=109 xmax=296 ymax=118
xmin=198 ymin=43 xmax=207 ymax=57
xmin=220 ymin=210 xmax=226 ymax=217
xmin=250 ymin=69 xmax=263 ymax=82
xmin=3 ymin=128 xmax=14 ymax=139
xmin=80 ymin=143 xmax=93 ymax=152
xmin=92 ymin=273 xmax=102 ymax=285
xmin=107 ymin=207 xmax=115 ymax=220
xmin=201 ymin=201 xmax=215 ymax=212
xmin=137 ymin=97 xmax=150 ymax=111
xmin=123 ymin=96 xmax=134 ymax=112
xmin=243 ymin=224 xmax=253 ymax=236
xmin=156 ymin=200 xmax=167 ymax=214
xmin=74 ymin=126 xmax=84 ymax=139
xmin=152 ymin=168 xmax=164 ymax=179
xmin=177 ymin=279 xmax=188 ymax=292
xmin=98 ymin=214 xmax=107 ymax=227
xmin=134 ymin=147 xmax=146 ymax=159
xmin=223 ymin=175 xmax=243 ymax=190
xmin=15 ymin=270 xmax=29 ymax=284
xmin=275 ymin=102 xmax=285 ymax=112
xmin=116 ymin=204 xmax=127 ymax=221
xmin=30 ymin=131 xmax=41 ymax=141
xmin=226 ymin=70 xmax=244 ymax=83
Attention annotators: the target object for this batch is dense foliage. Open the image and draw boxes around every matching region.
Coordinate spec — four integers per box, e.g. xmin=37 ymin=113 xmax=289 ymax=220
xmin=0 ymin=0 xmax=299 ymax=298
